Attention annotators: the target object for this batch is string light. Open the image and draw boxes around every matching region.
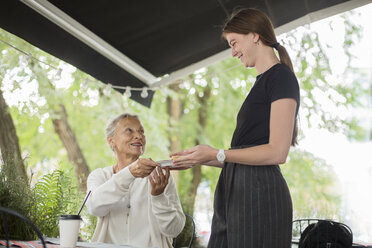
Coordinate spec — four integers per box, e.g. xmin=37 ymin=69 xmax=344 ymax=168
xmin=0 ymin=37 xmax=155 ymax=98
xmin=140 ymin=87 xmax=149 ymax=98
xmin=0 ymin=36 xmax=248 ymax=100
xmin=103 ymin=83 xmax=112 ymax=96
xmin=124 ymin=86 xmax=131 ymax=98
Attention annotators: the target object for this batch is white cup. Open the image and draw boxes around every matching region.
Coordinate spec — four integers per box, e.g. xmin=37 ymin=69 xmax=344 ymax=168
xmin=59 ymin=215 xmax=82 ymax=248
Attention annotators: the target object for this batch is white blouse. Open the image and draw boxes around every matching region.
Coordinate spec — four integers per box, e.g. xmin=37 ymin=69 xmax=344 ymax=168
xmin=86 ymin=161 xmax=185 ymax=248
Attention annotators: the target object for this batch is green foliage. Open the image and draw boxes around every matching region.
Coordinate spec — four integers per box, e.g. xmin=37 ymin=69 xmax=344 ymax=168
xmin=8 ymin=107 xmax=66 ymax=176
xmin=173 ymin=214 xmax=198 ymax=248
xmin=0 ymin=8 xmax=369 ymax=243
xmin=0 ymin=165 xmax=82 ymax=240
xmin=281 ymin=11 xmax=369 ymax=140
xmin=175 ymin=170 xmax=202 ymax=247
xmin=0 ymin=163 xmax=34 ymax=240
xmin=79 ymin=209 xmax=97 ymax=241
xmin=32 ymin=170 xmax=81 ymax=237
xmin=282 ymin=149 xmax=341 ymax=219
xmin=201 ymin=166 xmax=221 ymax=194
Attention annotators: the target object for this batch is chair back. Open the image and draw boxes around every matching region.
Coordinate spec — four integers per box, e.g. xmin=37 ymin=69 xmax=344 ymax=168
xmin=0 ymin=207 xmax=46 ymax=248
xmin=173 ymin=212 xmax=196 ymax=248
xmin=293 ymin=218 xmax=353 ymax=248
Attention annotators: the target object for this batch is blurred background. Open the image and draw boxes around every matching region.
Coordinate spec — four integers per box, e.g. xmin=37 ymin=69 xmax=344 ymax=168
xmin=1 ymin=3 xmax=371 ymax=247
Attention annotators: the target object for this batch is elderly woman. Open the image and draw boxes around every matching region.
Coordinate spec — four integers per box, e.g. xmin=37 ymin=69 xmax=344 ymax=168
xmin=86 ymin=113 xmax=185 ymax=248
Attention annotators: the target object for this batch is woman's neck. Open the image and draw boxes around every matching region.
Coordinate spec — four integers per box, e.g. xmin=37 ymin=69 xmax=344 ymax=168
xmin=255 ymin=47 xmax=280 ymax=75
xmin=114 ymin=155 xmax=138 ymax=173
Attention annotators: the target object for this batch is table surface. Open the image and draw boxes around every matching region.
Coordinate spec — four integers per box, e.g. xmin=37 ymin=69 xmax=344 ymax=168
xmin=2 ymin=239 xmax=371 ymax=248
xmin=0 ymin=238 xmax=138 ymax=248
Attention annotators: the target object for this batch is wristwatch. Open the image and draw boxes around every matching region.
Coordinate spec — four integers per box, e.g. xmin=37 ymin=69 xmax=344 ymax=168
xmin=216 ymin=149 xmax=226 ymax=163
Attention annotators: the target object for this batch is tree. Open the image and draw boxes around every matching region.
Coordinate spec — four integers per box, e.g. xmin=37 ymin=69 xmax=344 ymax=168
xmin=177 ymin=73 xmax=212 ymax=216
xmin=283 ymin=149 xmax=341 ymax=219
xmin=0 ymin=88 xmax=27 ymax=183
xmin=30 ymin=62 xmax=90 ymax=191
xmin=0 ymin=8 xmax=368 ymax=242
xmin=51 ymin=104 xmax=90 ymax=190
xmin=167 ymin=81 xmax=184 ymax=185
xmin=0 ymin=29 xmax=90 ymax=190
xmin=281 ymin=12 xmax=368 ymax=137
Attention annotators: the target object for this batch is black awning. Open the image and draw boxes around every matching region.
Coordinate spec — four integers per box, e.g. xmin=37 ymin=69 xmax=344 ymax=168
xmin=1 ymin=0 xmax=369 ymax=107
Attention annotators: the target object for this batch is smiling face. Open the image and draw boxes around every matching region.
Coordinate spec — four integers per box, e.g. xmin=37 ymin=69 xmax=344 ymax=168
xmin=225 ymin=32 xmax=259 ymax=68
xmin=108 ymin=117 xmax=146 ymax=159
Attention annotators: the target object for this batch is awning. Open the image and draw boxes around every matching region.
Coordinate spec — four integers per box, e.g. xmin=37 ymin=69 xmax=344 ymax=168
xmin=1 ymin=0 xmax=371 ymax=107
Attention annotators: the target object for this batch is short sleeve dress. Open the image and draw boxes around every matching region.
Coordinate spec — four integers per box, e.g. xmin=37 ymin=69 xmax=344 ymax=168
xmin=208 ymin=63 xmax=300 ymax=248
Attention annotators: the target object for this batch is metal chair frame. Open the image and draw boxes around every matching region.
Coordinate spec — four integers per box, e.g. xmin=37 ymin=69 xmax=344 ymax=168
xmin=0 ymin=206 xmax=46 ymax=248
xmin=173 ymin=212 xmax=196 ymax=248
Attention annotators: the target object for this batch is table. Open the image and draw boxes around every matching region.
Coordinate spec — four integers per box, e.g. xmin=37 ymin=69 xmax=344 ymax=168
xmin=0 ymin=238 xmax=137 ymax=248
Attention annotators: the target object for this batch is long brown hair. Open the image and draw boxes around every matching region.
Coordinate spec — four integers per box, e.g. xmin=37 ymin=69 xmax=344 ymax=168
xmin=222 ymin=8 xmax=298 ymax=146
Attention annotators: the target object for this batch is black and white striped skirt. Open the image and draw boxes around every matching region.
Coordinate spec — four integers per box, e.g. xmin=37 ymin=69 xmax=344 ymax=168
xmin=208 ymin=148 xmax=293 ymax=248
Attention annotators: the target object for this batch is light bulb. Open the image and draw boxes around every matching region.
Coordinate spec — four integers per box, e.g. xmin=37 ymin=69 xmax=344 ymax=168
xmin=103 ymin=83 xmax=112 ymax=96
xmin=124 ymin=87 xmax=131 ymax=98
xmin=141 ymin=88 xmax=148 ymax=98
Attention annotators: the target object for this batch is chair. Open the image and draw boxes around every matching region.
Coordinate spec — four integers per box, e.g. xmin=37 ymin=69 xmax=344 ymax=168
xmin=292 ymin=218 xmax=354 ymax=248
xmin=0 ymin=206 xmax=46 ymax=248
xmin=173 ymin=212 xmax=196 ymax=248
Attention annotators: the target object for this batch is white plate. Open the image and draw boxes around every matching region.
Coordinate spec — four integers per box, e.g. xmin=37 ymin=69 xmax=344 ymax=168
xmin=157 ymin=159 xmax=174 ymax=168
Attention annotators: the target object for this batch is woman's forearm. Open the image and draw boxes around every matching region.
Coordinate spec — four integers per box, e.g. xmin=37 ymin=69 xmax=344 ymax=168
xmin=86 ymin=167 xmax=134 ymax=216
xmin=224 ymin=143 xmax=290 ymax=166
xmin=151 ymin=175 xmax=186 ymax=237
xmin=203 ymin=160 xmax=224 ymax=168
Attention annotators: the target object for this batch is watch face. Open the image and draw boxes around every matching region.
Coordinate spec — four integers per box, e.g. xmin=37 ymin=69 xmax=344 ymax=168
xmin=217 ymin=150 xmax=225 ymax=161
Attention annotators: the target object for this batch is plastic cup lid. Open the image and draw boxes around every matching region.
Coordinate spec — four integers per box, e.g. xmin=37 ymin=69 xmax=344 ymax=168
xmin=60 ymin=215 xmax=82 ymax=220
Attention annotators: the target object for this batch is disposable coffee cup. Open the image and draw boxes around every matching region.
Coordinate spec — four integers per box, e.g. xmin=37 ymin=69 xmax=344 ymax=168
xmin=59 ymin=215 xmax=82 ymax=248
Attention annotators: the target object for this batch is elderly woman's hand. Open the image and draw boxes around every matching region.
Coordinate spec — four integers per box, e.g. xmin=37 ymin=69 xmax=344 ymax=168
xmin=149 ymin=166 xmax=170 ymax=196
xmin=129 ymin=158 xmax=157 ymax=178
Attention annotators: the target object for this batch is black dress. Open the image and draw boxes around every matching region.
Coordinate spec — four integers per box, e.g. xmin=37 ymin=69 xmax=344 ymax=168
xmin=207 ymin=63 xmax=300 ymax=248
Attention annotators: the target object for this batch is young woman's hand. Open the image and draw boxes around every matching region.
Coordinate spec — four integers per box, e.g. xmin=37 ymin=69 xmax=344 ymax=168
xmin=170 ymin=145 xmax=218 ymax=170
xmin=129 ymin=158 xmax=157 ymax=178
xmin=149 ymin=166 xmax=170 ymax=196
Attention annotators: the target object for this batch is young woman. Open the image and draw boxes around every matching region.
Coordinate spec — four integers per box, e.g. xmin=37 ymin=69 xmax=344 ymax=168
xmin=171 ymin=8 xmax=300 ymax=248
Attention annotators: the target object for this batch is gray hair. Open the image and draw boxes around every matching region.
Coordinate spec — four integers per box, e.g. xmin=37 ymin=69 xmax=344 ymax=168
xmin=105 ymin=113 xmax=139 ymax=138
